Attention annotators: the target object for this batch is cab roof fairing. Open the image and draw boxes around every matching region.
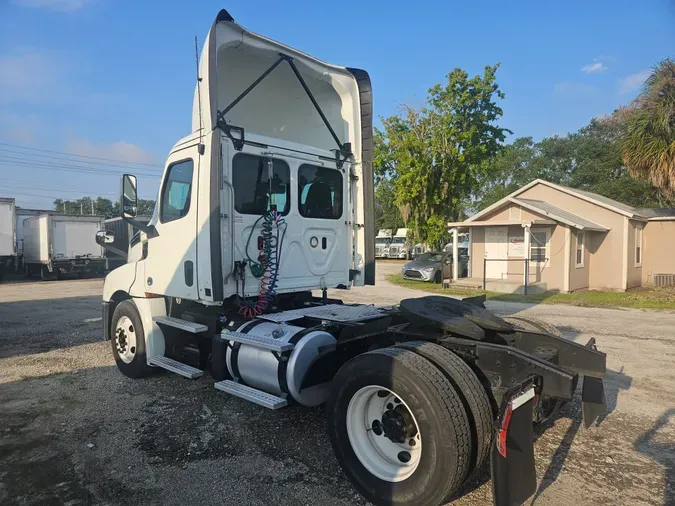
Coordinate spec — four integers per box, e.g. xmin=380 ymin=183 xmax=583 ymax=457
xmin=191 ymin=14 xmax=363 ymax=164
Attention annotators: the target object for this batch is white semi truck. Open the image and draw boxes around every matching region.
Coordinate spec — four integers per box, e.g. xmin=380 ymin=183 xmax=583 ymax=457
xmin=387 ymin=227 xmax=410 ymax=259
xmin=375 ymin=229 xmax=392 ymax=258
xmin=99 ymin=10 xmax=607 ymax=506
xmin=23 ymin=213 xmax=107 ymax=280
xmin=0 ymin=198 xmax=17 ymax=281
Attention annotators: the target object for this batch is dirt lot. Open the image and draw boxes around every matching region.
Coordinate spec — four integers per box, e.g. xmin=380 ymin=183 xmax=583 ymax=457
xmin=1 ymin=263 xmax=674 ymax=506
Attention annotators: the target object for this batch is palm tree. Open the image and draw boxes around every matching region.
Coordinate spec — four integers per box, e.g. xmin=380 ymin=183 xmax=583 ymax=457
xmin=622 ymin=58 xmax=675 ymax=193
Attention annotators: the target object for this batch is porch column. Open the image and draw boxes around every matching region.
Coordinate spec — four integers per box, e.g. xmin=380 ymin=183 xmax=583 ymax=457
xmin=452 ymin=228 xmax=459 ymax=281
xmin=522 ymin=223 xmax=531 ymax=286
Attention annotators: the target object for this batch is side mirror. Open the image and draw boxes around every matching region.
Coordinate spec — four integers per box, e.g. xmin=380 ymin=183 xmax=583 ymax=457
xmin=96 ymin=230 xmax=114 ymax=246
xmin=121 ymin=174 xmax=138 ymax=219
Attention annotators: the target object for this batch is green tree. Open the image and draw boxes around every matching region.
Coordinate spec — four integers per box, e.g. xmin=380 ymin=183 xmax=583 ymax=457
xmin=374 ymin=179 xmax=403 ymax=232
xmin=475 ymin=113 xmax=673 ymax=212
xmin=137 ymin=199 xmax=156 ymax=216
xmin=622 ymin=58 xmax=675 ymax=194
xmin=375 ymin=65 xmax=510 ymax=249
xmin=52 ymin=196 xmax=154 ymax=217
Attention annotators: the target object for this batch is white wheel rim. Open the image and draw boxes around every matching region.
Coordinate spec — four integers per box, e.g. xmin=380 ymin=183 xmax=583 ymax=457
xmin=346 ymin=386 xmax=422 ymax=482
xmin=114 ymin=316 xmax=137 ymax=364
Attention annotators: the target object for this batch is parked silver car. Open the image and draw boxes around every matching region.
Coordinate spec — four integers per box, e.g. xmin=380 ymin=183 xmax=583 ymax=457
xmin=401 ymin=249 xmax=468 ymax=283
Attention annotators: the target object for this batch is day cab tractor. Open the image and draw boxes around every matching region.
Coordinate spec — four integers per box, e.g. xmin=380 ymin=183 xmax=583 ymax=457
xmin=98 ymin=9 xmax=607 ymax=506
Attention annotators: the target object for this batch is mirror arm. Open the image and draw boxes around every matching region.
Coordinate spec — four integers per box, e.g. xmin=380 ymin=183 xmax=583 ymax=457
xmin=124 ymin=218 xmax=159 ymax=238
xmin=100 ymin=243 xmax=129 ymax=259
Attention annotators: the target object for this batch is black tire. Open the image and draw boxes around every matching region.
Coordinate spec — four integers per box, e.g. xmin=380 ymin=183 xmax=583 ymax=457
xmin=502 ymin=316 xmax=564 ymax=338
xmin=433 ymin=271 xmax=442 ymax=283
xmin=111 ymin=300 xmax=153 ymax=378
xmin=326 ymin=347 xmax=471 ymax=506
xmin=395 ymin=342 xmax=493 ymax=483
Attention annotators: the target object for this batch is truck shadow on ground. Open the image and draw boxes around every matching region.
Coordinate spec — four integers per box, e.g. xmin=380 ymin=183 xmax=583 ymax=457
xmin=634 ymin=408 xmax=675 ymax=506
xmin=0 ymin=295 xmax=103 ymax=360
xmin=528 ymin=364 xmax=633 ymax=504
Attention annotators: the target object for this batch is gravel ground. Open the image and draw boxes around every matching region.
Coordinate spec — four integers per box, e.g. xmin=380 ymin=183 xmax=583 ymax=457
xmin=1 ymin=264 xmax=673 ymax=506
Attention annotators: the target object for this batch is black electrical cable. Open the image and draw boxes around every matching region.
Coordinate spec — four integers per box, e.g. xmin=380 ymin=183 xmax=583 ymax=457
xmin=244 ymin=214 xmax=265 ymax=266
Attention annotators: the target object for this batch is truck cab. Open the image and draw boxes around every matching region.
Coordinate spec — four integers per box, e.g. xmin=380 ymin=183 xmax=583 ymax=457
xmin=104 ymin=10 xmax=374 ymax=309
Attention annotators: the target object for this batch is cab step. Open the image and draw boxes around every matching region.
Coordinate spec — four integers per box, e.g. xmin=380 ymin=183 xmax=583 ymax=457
xmin=147 ymin=355 xmax=204 ymax=379
xmin=214 ymin=380 xmax=288 ymax=410
xmin=153 ymin=315 xmax=208 ymax=333
xmin=220 ymin=330 xmax=294 ymax=353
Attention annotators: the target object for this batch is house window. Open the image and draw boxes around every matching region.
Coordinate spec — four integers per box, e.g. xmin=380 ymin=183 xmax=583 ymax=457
xmin=529 ymin=230 xmax=548 ymax=263
xmin=635 ymin=226 xmax=643 ymax=266
xmin=509 ymin=206 xmax=521 ymax=221
xmin=576 ymin=232 xmax=585 ymax=268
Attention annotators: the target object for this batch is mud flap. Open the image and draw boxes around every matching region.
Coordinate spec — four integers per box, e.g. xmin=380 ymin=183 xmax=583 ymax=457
xmin=582 ymin=375 xmax=606 ymax=428
xmin=491 ymin=387 xmax=537 ymax=506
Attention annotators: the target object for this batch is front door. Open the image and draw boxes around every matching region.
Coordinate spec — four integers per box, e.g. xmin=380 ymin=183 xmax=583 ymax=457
xmin=143 ymin=144 xmax=200 ymax=299
xmin=485 ymin=226 xmax=508 ymax=279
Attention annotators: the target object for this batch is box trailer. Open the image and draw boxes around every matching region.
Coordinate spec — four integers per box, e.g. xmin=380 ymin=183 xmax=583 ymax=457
xmin=15 ymin=207 xmax=52 ymax=271
xmin=0 ymin=198 xmax=17 ymax=281
xmin=23 ymin=214 xmax=106 ymax=280
xmin=99 ymin=9 xmax=608 ymax=506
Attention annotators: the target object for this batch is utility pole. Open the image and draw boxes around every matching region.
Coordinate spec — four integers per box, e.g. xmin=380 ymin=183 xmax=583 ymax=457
xmin=91 ymin=199 xmax=94 ymax=215
xmin=80 ymin=202 xmax=83 ymax=215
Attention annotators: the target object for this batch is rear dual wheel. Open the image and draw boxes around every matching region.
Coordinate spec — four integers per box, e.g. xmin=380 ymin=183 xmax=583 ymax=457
xmin=327 ymin=345 xmax=491 ymax=506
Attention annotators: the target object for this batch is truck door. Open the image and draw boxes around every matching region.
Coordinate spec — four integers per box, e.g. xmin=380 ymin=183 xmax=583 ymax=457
xmin=143 ymin=145 xmax=200 ymax=299
xmin=295 ymin=162 xmax=349 ymax=288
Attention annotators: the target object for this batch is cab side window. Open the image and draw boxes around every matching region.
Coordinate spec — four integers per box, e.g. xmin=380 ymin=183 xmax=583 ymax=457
xmin=232 ymin=153 xmax=291 ymax=215
xmin=298 ymin=164 xmax=343 ymax=219
xmin=160 ymin=159 xmax=194 ymax=223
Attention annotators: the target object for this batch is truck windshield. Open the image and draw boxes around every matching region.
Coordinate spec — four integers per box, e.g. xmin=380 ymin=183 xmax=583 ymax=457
xmin=392 ymin=238 xmax=405 ymax=244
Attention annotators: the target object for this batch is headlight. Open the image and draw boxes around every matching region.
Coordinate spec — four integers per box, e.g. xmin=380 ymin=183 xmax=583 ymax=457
xmin=422 ymin=267 xmax=434 ymax=274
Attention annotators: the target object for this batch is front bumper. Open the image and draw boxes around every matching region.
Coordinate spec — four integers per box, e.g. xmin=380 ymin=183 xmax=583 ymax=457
xmin=402 ymin=268 xmax=435 ymax=281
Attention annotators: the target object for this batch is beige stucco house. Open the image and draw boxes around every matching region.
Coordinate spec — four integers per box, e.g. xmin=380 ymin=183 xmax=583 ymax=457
xmin=447 ymin=179 xmax=675 ymax=293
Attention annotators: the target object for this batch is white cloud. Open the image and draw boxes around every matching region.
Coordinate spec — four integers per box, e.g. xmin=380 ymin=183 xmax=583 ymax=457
xmin=581 ymin=62 xmax=608 ymax=74
xmin=0 ymin=49 xmax=64 ymax=104
xmin=554 ymin=82 xmax=598 ymax=97
xmin=66 ymin=137 xmax=158 ymax=165
xmin=620 ymin=70 xmax=650 ymax=94
xmin=0 ymin=111 xmax=44 ymax=145
xmin=12 ymin=0 xmax=94 ymax=12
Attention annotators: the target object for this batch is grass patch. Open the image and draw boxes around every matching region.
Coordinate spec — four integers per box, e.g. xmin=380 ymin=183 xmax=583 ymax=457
xmin=386 ymin=273 xmax=675 ymax=310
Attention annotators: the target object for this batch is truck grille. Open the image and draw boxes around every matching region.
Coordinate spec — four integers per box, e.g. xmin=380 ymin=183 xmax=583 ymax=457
xmin=404 ymin=269 xmax=422 ymax=278
xmin=654 ymin=274 xmax=675 ymax=286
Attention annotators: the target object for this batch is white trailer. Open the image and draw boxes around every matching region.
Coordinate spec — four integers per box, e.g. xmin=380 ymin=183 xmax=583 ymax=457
xmin=15 ymin=207 xmax=52 ymax=270
xmin=0 ymin=198 xmax=17 ymax=281
xmin=23 ymin=214 xmax=106 ymax=280
xmin=99 ymin=10 xmax=608 ymax=506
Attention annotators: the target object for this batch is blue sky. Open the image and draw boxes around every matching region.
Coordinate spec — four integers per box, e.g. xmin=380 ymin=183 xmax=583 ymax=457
xmin=1 ymin=0 xmax=673 ymax=209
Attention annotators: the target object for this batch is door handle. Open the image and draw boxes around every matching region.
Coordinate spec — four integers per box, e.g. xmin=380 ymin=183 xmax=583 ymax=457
xmin=184 ymin=260 xmax=194 ymax=287
xmin=222 ymin=179 xmax=235 ymax=279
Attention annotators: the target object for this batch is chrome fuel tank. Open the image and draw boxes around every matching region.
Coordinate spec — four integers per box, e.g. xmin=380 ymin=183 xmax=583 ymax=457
xmin=225 ymin=320 xmax=336 ymax=407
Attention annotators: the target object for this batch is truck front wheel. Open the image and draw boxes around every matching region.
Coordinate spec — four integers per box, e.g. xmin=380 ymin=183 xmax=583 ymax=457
xmin=111 ymin=300 xmax=152 ymax=378
xmin=326 ymin=347 xmax=472 ymax=506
